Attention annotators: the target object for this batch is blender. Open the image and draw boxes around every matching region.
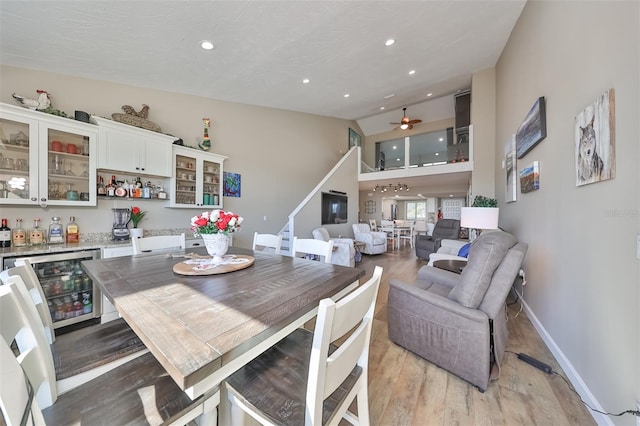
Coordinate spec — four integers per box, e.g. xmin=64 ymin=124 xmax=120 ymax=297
xmin=112 ymin=208 xmax=131 ymax=240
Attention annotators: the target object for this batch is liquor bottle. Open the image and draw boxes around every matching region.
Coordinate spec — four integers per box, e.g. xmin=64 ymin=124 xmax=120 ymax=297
xmin=107 ymin=175 xmax=116 ymax=197
xmin=29 ymin=218 xmax=45 ymax=245
xmin=97 ymin=175 xmax=106 ymax=196
xmin=156 ymin=181 xmax=167 ymax=200
xmin=66 ymin=216 xmax=80 ymax=243
xmin=48 ymin=217 xmax=64 ymax=244
xmin=12 ymin=218 xmax=27 ymax=247
xmin=0 ymin=218 xmax=11 ymax=247
xmin=134 ymin=176 xmax=143 ymax=198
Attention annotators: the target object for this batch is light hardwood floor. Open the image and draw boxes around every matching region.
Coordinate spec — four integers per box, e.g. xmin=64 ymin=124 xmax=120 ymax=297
xmin=354 ymin=244 xmax=596 ymax=426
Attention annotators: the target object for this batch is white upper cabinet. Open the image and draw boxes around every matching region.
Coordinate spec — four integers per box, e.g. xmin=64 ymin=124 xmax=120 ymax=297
xmin=170 ymin=145 xmax=227 ymax=208
xmin=0 ymin=103 xmax=97 ymax=206
xmin=92 ymin=116 xmax=174 ymax=177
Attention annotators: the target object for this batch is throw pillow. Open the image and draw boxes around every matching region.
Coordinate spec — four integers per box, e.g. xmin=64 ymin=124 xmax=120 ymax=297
xmin=458 ymin=243 xmax=471 ymax=258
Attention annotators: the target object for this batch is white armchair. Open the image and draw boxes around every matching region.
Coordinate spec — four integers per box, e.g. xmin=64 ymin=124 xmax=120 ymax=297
xmin=427 ymin=239 xmax=470 ymax=266
xmin=312 ymin=228 xmax=355 ymax=267
xmin=352 ymin=224 xmax=387 ymax=255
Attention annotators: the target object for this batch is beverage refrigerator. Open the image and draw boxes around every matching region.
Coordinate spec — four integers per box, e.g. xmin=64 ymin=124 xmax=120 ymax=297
xmin=2 ymin=249 xmax=102 ymax=330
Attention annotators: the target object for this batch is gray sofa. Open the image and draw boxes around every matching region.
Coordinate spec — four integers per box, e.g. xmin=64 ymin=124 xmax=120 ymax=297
xmin=414 ymin=219 xmax=460 ymax=259
xmin=387 ymin=230 xmax=527 ymax=391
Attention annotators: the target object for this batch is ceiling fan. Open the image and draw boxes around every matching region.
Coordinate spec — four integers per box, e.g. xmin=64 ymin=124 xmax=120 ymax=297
xmin=390 ymin=107 xmax=422 ymax=130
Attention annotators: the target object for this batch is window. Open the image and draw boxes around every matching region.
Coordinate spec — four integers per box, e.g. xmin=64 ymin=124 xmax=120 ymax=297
xmin=406 ymin=201 xmax=427 ymax=220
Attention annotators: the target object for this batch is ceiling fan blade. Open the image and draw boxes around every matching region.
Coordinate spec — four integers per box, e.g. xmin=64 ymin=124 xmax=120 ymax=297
xmin=390 ymin=122 xmax=401 ymax=125
xmin=408 ymin=119 xmax=422 ymax=125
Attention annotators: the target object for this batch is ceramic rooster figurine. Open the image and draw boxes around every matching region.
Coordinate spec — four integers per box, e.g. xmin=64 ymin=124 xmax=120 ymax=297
xmin=121 ymin=104 xmax=149 ymax=119
xmin=12 ymin=89 xmax=51 ymax=110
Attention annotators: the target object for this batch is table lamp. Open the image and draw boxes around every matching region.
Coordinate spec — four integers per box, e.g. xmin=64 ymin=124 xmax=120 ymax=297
xmin=460 ymin=207 xmax=499 ymax=241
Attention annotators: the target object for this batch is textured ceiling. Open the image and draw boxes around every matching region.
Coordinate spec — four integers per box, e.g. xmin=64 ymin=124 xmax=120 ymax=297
xmin=0 ymin=0 xmax=526 ymax=130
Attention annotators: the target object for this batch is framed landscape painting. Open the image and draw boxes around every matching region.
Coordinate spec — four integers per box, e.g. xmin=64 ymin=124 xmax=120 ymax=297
xmin=516 ymin=97 xmax=547 ymax=159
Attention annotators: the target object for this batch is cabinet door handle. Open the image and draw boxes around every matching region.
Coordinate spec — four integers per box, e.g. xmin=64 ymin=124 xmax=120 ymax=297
xmin=31 ymin=197 xmax=37 ymax=201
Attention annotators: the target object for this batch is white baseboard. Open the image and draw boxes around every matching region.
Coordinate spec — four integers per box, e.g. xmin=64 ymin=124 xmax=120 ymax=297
xmin=514 ymin=291 xmax=612 ymax=426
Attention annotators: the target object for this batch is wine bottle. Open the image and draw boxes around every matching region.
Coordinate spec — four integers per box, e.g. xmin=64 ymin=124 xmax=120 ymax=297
xmin=0 ymin=218 xmax=11 ymax=248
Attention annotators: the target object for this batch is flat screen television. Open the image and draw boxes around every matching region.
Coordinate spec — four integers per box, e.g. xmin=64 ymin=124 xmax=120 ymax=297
xmin=321 ymin=192 xmax=348 ymax=225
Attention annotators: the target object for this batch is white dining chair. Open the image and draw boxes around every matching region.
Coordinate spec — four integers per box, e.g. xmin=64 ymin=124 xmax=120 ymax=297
xmin=291 ymin=236 xmax=334 ymax=264
xmin=132 ymin=233 xmax=186 ymax=254
xmin=399 ymin=221 xmax=416 ymax=248
xmin=252 ymin=232 xmax=283 ymax=254
xmin=225 ymin=265 xmax=383 ymax=425
xmin=0 ymin=275 xmax=212 ymax=425
xmin=0 ymin=262 xmax=148 ymax=394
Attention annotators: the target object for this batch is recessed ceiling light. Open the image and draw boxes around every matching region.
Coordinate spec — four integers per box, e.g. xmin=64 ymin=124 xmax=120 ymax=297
xmin=427 ymin=92 xmax=433 ymax=97
xmin=302 ymin=78 xmax=310 ymax=84
xmin=396 ymin=158 xmax=401 ymax=162
xmin=343 ymin=94 xmax=350 ymax=98
xmin=200 ymin=40 xmax=215 ymax=50
xmin=439 ymin=138 xmax=443 ymax=142
xmin=380 ymin=106 xmax=385 ymax=110
xmin=385 ymin=39 xmax=395 ymax=47
xmin=408 ymin=70 xmax=416 ymax=75
xmin=392 ymin=145 xmax=397 ymax=150
xmin=435 ymin=153 xmax=439 ymax=156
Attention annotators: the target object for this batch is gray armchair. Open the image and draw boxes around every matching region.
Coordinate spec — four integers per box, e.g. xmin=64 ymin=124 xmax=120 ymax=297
xmin=387 ymin=230 xmax=527 ymax=391
xmin=415 ymin=218 xmax=460 ymax=259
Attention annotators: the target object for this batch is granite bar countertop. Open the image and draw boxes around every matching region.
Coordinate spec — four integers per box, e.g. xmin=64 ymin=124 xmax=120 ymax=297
xmin=0 ymin=228 xmax=195 ymax=259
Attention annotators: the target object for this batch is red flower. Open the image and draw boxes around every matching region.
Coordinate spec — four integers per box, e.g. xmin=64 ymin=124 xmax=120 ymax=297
xmin=132 ymin=206 xmax=141 ymax=215
xmin=194 ymin=217 xmax=208 ymax=227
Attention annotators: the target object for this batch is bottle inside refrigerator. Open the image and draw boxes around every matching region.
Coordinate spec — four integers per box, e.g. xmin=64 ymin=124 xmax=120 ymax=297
xmin=2 ymin=249 xmax=101 ymax=333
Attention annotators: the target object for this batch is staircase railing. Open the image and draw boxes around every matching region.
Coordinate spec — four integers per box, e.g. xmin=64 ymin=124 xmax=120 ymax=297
xmin=277 ymin=146 xmax=358 ymax=255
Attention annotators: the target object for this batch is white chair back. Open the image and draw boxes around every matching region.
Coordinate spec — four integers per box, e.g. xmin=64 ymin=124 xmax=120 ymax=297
xmin=306 ymin=265 xmax=382 ymax=424
xmin=414 ymin=220 xmax=428 ymax=235
xmin=0 ymin=336 xmax=47 ymax=426
xmin=368 ymin=219 xmax=377 ymax=231
xmin=0 ymin=261 xmax=55 ymax=344
xmin=132 ymin=233 xmax=186 ymax=254
xmin=252 ymin=232 xmax=283 ymax=254
xmin=291 ymin=237 xmax=333 ymax=264
xmin=0 ymin=277 xmax=58 ymax=409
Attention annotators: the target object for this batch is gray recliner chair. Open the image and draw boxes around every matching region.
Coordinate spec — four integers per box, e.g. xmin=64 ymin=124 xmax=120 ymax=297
xmin=415 ymin=219 xmax=460 ymax=259
xmin=387 ymin=230 xmax=527 ymax=391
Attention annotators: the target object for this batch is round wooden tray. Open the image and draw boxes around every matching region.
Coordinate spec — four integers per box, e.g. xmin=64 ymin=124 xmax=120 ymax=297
xmin=173 ymin=254 xmax=254 ymax=276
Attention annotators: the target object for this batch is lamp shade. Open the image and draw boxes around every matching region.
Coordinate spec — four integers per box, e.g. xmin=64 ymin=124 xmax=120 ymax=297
xmin=460 ymin=207 xmax=499 ymax=230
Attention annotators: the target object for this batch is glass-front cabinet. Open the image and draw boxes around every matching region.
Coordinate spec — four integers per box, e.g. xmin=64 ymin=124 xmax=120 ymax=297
xmin=170 ymin=145 xmax=226 ymax=208
xmin=0 ymin=103 xmax=97 ymax=206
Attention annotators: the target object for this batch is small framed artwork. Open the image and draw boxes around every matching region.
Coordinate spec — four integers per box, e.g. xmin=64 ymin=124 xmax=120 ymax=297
xmin=520 ymin=161 xmax=540 ymax=193
xmin=223 ymin=171 xmax=241 ymax=197
xmin=574 ymin=88 xmax=615 ymax=187
xmin=348 ymin=128 xmax=361 ymax=150
xmin=516 ymin=97 xmax=547 ymax=159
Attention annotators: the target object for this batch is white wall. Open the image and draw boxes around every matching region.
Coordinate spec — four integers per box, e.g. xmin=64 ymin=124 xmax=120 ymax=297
xmin=496 ymin=2 xmax=639 ymax=423
xmin=0 ymin=66 xmax=357 ymax=248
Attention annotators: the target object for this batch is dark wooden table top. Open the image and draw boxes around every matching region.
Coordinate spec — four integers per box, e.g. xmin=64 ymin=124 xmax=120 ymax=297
xmin=433 ymin=259 xmax=467 ymax=274
xmin=82 ymin=247 xmax=363 ymax=398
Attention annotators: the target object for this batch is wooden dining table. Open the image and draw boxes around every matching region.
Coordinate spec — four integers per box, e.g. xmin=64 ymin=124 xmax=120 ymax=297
xmin=82 ymin=246 xmax=363 ymax=422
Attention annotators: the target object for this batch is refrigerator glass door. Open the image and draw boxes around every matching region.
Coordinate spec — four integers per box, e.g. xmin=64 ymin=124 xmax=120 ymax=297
xmin=3 ymin=249 xmax=101 ymax=330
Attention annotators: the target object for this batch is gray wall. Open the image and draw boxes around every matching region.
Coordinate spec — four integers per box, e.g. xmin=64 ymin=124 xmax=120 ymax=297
xmin=496 ymin=2 xmax=639 ymax=423
xmin=0 ymin=66 xmax=357 ymax=248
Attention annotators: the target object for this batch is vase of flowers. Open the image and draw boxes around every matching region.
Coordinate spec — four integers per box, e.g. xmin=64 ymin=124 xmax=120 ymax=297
xmin=191 ymin=210 xmax=243 ymax=263
xmin=130 ymin=206 xmax=146 ymax=239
